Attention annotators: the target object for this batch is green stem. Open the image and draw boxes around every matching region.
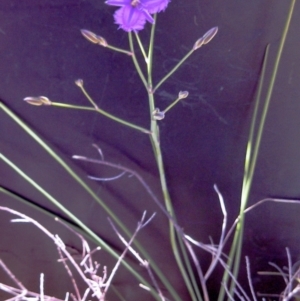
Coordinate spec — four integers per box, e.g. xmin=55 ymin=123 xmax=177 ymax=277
xmin=0 ymin=153 xmax=159 ymax=298
xmin=145 ymin=20 xmax=202 ymax=301
xmin=106 ymin=44 xmax=133 ymax=56
xmin=147 ymin=14 xmax=157 ymax=87
xmin=128 ymin=32 xmax=148 ymax=90
xmin=77 ymin=85 xmax=151 ymax=134
xmin=218 ymin=1 xmax=296 ymax=299
xmin=218 ymin=44 xmax=270 ymax=301
xmin=51 ymin=102 xmax=94 ymax=111
xmin=134 ymin=32 xmax=148 ymax=64
xmin=50 ymin=100 xmax=150 ymax=134
xmin=163 ymin=96 xmax=182 ymax=114
xmin=0 ymin=101 xmax=181 ymax=301
xmin=153 ymin=48 xmax=194 ymax=93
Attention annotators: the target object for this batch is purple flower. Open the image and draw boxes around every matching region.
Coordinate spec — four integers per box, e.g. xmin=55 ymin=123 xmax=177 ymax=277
xmin=105 ymin=0 xmax=170 ymax=32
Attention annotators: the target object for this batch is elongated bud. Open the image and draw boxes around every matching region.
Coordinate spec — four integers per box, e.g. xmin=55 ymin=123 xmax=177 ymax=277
xmin=193 ymin=37 xmax=205 ymax=50
xmin=193 ymin=26 xmax=218 ymax=50
xmin=152 ymin=108 xmax=165 ymax=120
xmin=23 ymin=96 xmax=52 ymax=106
xmin=202 ymin=27 xmax=218 ymax=44
xmin=81 ymin=29 xmax=108 ymax=47
xmin=178 ymin=91 xmax=189 ymax=99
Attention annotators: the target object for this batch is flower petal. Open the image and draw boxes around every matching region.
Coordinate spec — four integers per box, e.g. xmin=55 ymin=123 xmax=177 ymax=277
xmin=105 ymin=0 xmax=131 ymax=7
xmin=114 ymin=6 xmax=147 ymax=32
xmin=142 ymin=0 xmax=170 ymax=14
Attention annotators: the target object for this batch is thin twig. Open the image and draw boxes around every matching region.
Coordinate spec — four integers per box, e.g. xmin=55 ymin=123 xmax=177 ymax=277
xmin=103 ymin=212 xmax=155 ymax=298
xmin=245 ymin=256 xmax=257 ymax=301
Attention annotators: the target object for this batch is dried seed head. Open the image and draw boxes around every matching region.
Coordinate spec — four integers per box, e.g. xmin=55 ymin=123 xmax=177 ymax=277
xmin=152 ymin=108 xmax=165 ymax=120
xmin=23 ymin=96 xmax=51 ymax=106
xmin=193 ymin=26 xmax=218 ymax=50
xmin=178 ymin=91 xmax=189 ymax=99
xmin=75 ymin=79 xmax=84 ymax=87
xmin=80 ymin=29 xmax=108 ymax=47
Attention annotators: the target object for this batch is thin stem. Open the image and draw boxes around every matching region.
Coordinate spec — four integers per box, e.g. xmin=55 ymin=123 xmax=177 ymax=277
xmin=38 ymin=101 xmax=150 ymax=134
xmin=134 ymin=32 xmax=148 ymax=64
xmin=106 ymin=44 xmax=133 ymax=56
xmin=163 ymin=96 xmax=182 ymax=114
xmin=0 ymin=153 xmax=160 ymax=299
xmin=144 ymin=16 xmax=202 ymax=301
xmin=128 ymin=32 xmax=148 ymax=89
xmin=76 ymin=85 xmax=150 ymax=134
xmin=147 ymin=14 xmax=157 ymax=88
xmin=51 ymin=102 xmax=95 ymax=111
xmin=218 ymin=1 xmax=296 ymax=300
xmin=150 ymin=131 xmax=201 ymax=301
xmin=153 ymin=48 xmax=194 ymax=93
xmin=0 ymin=102 xmax=181 ymax=301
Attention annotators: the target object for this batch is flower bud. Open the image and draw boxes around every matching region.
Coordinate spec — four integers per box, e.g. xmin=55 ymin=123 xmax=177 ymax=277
xmin=75 ymin=79 xmax=84 ymax=87
xmin=80 ymin=29 xmax=108 ymax=47
xmin=202 ymin=26 xmax=218 ymax=45
xmin=152 ymin=108 xmax=165 ymax=120
xmin=193 ymin=37 xmax=204 ymax=51
xmin=193 ymin=26 xmax=218 ymax=50
xmin=23 ymin=96 xmax=51 ymax=106
xmin=178 ymin=91 xmax=189 ymax=99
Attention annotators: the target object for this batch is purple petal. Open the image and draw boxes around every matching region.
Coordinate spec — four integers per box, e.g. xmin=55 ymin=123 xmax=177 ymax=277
xmin=114 ymin=6 xmax=147 ymax=32
xmin=140 ymin=9 xmax=154 ymax=23
xmin=105 ymin=0 xmax=131 ymax=7
xmin=142 ymin=0 xmax=170 ymax=14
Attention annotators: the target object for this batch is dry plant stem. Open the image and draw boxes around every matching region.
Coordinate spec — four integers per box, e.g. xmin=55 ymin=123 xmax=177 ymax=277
xmin=0 ymin=104 xmax=171 ymax=301
xmin=0 ymin=206 xmax=132 ymax=301
xmin=73 ymin=149 xmax=176 ymax=225
xmin=0 ymin=222 xmax=77 ymax=301
xmin=55 ymin=216 xmax=99 ymax=270
xmin=0 ymin=155 xmax=164 ymax=301
xmin=286 ymin=247 xmax=293 ymax=296
xmin=57 ymin=247 xmax=82 ymax=301
xmin=74 ymin=152 xmax=203 ymax=301
xmin=222 ymin=284 xmax=235 ymax=301
xmin=0 ymin=283 xmax=63 ymax=301
xmin=108 ymin=212 xmax=166 ymax=301
xmin=40 ymin=273 xmax=45 ymax=301
xmin=284 ymin=287 xmax=300 ymax=301
xmin=79 ymin=150 xmax=217 ymax=301
xmin=0 ymin=259 xmax=26 ymax=291
xmin=104 ymin=212 xmax=156 ymax=298
xmin=204 ymin=185 xmax=227 ymax=280
xmin=219 ymin=259 xmax=251 ymax=301
xmin=245 ymin=257 xmax=257 ymax=301
xmin=281 ymin=248 xmax=300 ymax=301
xmin=268 ymin=262 xmax=288 ymax=284
xmin=183 ymin=240 xmax=209 ymax=301
xmin=221 ymin=197 xmax=300 ymax=259
xmin=182 ymin=186 xmax=228 ymax=301
xmin=8 ymin=213 xmax=98 ymax=297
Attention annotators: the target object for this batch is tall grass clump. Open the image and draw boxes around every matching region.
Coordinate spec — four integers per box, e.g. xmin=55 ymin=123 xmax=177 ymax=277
xmin=0 ymin=0 xmax=298 ymax=300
